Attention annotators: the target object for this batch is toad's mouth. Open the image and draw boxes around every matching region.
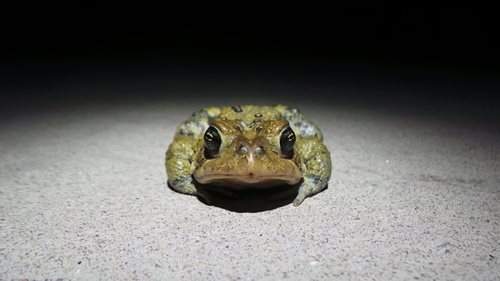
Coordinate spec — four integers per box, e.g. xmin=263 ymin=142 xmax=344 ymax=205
xmin=193 ymin=165 xmax=302 ymax=189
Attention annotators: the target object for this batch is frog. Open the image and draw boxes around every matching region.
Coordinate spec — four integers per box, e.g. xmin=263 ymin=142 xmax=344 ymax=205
xmin=165 ymin=105 xmax=332 ymax=206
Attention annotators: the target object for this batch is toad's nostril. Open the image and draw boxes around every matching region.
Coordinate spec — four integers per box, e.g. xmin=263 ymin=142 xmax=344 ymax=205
xmin=237 ymin=145 xmax=249 ymax=155
xmin=255 ymin=146 xmax=265 ymax=155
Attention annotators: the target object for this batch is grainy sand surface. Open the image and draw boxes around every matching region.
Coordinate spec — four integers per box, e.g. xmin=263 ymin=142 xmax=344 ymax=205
xmin=1 ymin=84 xmax=499 ymax=280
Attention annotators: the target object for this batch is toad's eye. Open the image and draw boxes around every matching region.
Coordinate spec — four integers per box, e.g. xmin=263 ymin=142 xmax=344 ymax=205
xmin=280 ymin=126 xmax=296 ymax=158
xmin=204 ymin=126 xmax=222 ymax=157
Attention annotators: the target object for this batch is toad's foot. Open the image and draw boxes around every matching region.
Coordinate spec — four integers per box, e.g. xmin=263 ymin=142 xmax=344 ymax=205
xmin=292 ymin=177 xmax=328 ymax=206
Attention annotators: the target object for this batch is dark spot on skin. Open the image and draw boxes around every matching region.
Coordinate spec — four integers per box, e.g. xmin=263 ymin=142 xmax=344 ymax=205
xmin=191 ymin=110 xmax=208 ymax=118
xmin=179 ymin=128 xmax=194 ymax=137
xmin=254 ymin=113 xmax=263 ymax=118
xmin=310 ymin=176 xmax=321 ymax=185
xmin=78 ymin=261 xmax=81 ymax=264
xmin=172 ymin=177 xmax=190 ymax=187
xmin=231 ymin=105 xmax=243 ymax=113
xmin=294 ymin=121 xmax=304 ymax=128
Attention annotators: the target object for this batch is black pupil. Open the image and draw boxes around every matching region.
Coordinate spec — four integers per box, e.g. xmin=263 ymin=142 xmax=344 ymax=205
xmin=280 ymin=126 xmax=295 ymax=157
xmin=204 ymin=126 xmax=221 ymax=155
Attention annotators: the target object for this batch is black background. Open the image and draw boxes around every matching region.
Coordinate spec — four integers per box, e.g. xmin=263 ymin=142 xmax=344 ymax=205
xmin=1 ymin=7 xmax=498 ymax=109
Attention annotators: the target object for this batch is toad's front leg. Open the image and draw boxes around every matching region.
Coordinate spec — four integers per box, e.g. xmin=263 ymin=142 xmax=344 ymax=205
xmin=165 ymin=136 xmax=215 ymax=204
xmin=165 ymin=135 xmax=198 ymax=195
xmin=294 ymin=138 xmax=332 ymax=206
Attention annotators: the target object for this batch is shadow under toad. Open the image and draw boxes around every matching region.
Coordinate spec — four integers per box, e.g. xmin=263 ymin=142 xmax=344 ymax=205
xmin=194 ymin=181 xmax=302 ymax=212
xmin=168 ymin=179 xmax=323 ymax=212
xmin=168 ymin=179 xmax=330 ymax=212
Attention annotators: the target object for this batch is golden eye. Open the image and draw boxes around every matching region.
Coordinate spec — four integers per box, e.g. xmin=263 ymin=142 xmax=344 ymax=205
xmin=280 ymin=126 xmax=295 ymax=158
xmin=204 ymin=126 xmax=222 ymax=157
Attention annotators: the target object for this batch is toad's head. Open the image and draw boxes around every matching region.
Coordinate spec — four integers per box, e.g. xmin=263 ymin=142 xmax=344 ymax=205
xmin=193 ymin=119 xmax=302 ymax=189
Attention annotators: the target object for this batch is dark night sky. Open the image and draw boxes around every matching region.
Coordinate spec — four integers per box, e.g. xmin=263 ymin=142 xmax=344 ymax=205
xmin=1 ymin=7 xmax=498 ymax=105
xmin=4 ymin=8 xmax=497 ymax=64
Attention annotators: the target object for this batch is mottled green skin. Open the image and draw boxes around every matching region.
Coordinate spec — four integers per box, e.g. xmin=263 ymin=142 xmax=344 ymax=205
xmin=165 ymin=105 xmax=332 ymax=206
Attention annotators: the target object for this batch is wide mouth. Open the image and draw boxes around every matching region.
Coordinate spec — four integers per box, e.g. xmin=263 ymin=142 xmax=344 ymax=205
xmin=194 ymin=172 xmax=302 ymax=189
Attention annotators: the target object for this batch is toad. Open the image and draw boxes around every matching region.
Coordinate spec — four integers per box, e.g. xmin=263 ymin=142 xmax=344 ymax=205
xmin=165 ymin=105 xmax=331 ymax=206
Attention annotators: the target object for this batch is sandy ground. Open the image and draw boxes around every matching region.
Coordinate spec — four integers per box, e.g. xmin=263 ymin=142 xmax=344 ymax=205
xmin=1 ymin=92 xmax=499 ymax=280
